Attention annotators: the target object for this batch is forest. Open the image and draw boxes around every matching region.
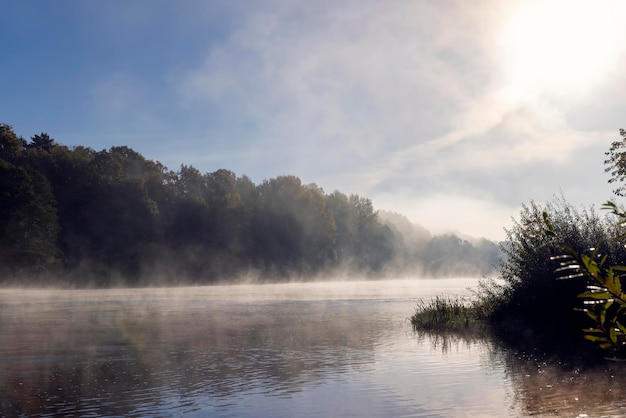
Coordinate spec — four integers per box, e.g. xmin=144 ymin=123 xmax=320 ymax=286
xmin=0 ymin=123 xmax=501 ymax=287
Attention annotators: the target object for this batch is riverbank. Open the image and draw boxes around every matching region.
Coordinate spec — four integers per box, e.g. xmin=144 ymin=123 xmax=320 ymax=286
xmin=410 ymin=293 xmax=608 ymax=364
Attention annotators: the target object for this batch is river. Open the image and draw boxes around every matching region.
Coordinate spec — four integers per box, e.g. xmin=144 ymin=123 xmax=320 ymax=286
xmin=1 ymin=278 xmax=626 ymax=417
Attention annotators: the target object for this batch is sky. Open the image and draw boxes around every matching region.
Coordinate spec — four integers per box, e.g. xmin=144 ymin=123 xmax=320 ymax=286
xmin=2 ymin=0 xmax=626 ymax=241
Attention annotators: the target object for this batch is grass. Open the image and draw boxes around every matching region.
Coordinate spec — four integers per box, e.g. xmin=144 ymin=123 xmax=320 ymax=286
xmin=410 ymin=295 xmax=488 ymax=332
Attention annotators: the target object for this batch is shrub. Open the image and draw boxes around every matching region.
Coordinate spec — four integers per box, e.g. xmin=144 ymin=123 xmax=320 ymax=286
xmin=487 ymin=196 xmax=624 ymax=348
xmin=550 ymin=201 xmax=626 ymax=357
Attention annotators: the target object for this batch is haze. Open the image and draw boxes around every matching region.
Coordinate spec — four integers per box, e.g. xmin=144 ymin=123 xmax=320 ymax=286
xmin=3 ymin=0 xmax=626 ymax=240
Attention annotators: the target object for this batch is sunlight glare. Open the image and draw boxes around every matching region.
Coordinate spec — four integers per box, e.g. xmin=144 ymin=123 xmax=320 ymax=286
xmin=500 ymin=0 xmax=626 ymax=101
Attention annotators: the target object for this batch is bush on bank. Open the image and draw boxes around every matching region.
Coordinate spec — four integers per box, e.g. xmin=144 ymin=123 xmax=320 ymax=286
xmin=412 ymin=196 xmax=625 ymax=358
xmin=414 ymin=129 xmax=626 ymax=359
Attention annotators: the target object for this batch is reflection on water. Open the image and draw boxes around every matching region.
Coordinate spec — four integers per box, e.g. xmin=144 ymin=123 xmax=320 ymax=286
xmin=415 ymin=330 xmax=626 ymax=417
xmin=1 ymin=279 xmax=625 ymax=417
xmin=501 ymin=349 xmax=626 ymax=417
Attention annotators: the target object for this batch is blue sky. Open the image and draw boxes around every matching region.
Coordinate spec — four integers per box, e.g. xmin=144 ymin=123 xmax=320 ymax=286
xmin=3 ymin=0 xmax=626 ymax=240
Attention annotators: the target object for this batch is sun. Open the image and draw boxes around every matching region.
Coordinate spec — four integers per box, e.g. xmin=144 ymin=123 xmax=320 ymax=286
xmin=500 ymin=0 xmax=626 ymax=100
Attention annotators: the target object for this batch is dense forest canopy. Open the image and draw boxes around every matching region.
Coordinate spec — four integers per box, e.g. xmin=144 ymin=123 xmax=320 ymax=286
xmin=0 ymin=123 xmax=501 ymax=286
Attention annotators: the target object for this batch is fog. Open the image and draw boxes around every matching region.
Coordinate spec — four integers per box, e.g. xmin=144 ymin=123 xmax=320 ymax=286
xmin=0 ymin=130 xmax=502 ymax=287
xmin=0 ymin=277 xmax=480 ymax=301
xmin=4 ymin=279 xmax=626 ymax=417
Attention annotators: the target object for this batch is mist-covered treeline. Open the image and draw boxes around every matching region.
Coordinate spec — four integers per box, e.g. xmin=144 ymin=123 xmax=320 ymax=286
xmin=0 ymin=124 xmax=501 ymax=286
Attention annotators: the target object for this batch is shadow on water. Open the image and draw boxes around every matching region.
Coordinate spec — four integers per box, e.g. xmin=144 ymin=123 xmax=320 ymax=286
xmin=413 ymin=328 xmax=626 ymax=417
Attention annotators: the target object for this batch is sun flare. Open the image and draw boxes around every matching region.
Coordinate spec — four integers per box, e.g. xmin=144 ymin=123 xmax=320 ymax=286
xmin=500 ymin=0 xmax=626 ymax=100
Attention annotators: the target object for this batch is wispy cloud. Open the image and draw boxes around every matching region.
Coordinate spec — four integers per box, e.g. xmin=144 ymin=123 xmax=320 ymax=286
xmin=166 ymin=0 xmax=626 ymax=239
xmin=8 ymin=0 xmax=625 ymax=240
xmin=177 ymin=1 xmax=504 ymax=173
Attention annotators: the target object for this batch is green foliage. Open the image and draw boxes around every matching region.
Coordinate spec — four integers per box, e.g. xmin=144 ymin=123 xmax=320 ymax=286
xmin=28 ymin=133 xmax=56 ymax=152
xmin=604 ymin=129 xmax=626 ymax=196
xmin=411 ymin=295 xmax=486 ymax=331
xmin=480 ymin=196 xmax=626 ymax=350
xmin=413 ymin=129 xmax=626 ymax=359
xmin=0 ymin=159 xmax=59 ymax=275
xmin=0 ymin=122 xmax=500 ymax=285
xmin=419 ymin=235 xmax=500 ymax=276
xmin=249 ymin=177 xmax=336 ymax=275
xmin=547 ymin=202 xmax=626 ymax=356
xmin=477 ymin=129 xmax=626 ymax=356
xmin=378 ymin=211 xmax=501 ymax=277
xmin=0 ymin=124 xmax=26 ymax=162
xmin=535 ymin=128 xmax=626 ymax=357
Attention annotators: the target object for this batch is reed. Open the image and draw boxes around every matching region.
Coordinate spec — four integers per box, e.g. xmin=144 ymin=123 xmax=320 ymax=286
xmin=410 ymin=295 xmax=484 ymax=331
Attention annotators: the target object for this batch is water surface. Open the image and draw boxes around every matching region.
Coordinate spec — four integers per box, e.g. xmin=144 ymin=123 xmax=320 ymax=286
xmin=1 ymin=279 xmax=625 ymax=417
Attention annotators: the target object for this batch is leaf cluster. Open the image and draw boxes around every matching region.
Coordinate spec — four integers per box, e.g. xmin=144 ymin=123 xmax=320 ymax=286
xmin=549 ymin=202 xmax=626 ymax=356
xmin=483 ymin=195 xmax=624 ymax=351
xmin=604 ymin=129 xmax=626 ymax=197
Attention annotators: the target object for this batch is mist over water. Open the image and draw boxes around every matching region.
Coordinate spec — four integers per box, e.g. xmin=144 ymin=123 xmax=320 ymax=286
xmin=2 ymin=278 xmax=626 ymax=417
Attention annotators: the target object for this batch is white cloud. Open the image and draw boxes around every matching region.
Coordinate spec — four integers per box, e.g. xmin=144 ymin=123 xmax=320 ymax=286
xmin=170 ymin=0 xmax=626 ymax=239
xmin=177 ymin=1 xmax=506 ymax=172
xmin=12 ymin=0 xmax=626 ymax=241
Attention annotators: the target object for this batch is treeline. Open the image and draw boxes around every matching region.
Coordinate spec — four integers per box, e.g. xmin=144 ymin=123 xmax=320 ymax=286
xmin=0 ymin=123 xmax=501 ymax=286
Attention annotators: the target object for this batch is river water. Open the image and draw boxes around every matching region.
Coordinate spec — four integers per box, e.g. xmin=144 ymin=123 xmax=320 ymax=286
xmin=1 ymin=278 xmax=626 ymax=417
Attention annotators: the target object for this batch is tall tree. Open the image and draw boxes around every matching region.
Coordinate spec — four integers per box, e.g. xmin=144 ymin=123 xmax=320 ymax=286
xmin=28 ymin=133 xmax=56 ymax=152
xmin=0 ymin=124 xmax=26 ymax=162
xmin=605 ymin=128 xmax=626 ymax=196
xmin=0 ymin=160 xmax=59 ymax=276
xmin=251 ymin=176 xmax=336 ymax=275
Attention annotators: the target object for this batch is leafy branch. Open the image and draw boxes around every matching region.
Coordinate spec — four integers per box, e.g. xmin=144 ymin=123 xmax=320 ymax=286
xmin=546 ymin=202 xmax=626 ymax=355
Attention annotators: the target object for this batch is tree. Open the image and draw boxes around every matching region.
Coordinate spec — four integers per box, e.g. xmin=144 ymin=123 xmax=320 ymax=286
xmin=554 ymin=128 xmax=626 ymax=355
xmin=175 ymin=164 xmax=206 ymax=202
xmin=0 ymin=124 xmax=26 ymax=162
xmin=204 ymin=169 xmax=245 ymax=250
xmin=0 ymin=121 xmax=508 ymax=284
xmin=0 ymin=160 xmax=59 ymax=276
xmin=489 ymin=197 xmax=621 ymax=349
xmin=326 ymin=191 xmax=357 ymax=263
xmin=604 ymin=128 xmax=626 ymax=196
xmin=348 ymin=194 xmax=394 ymax=272
xmin=420 ymin=234 xmax=470 ymax=276
xmin=250 ymin=176 xmax=336 ymax=275
xmin=28 ymin=133 xmax=56 ymax=152
xmin=325 ymin=192 xmax=394 ymax=272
